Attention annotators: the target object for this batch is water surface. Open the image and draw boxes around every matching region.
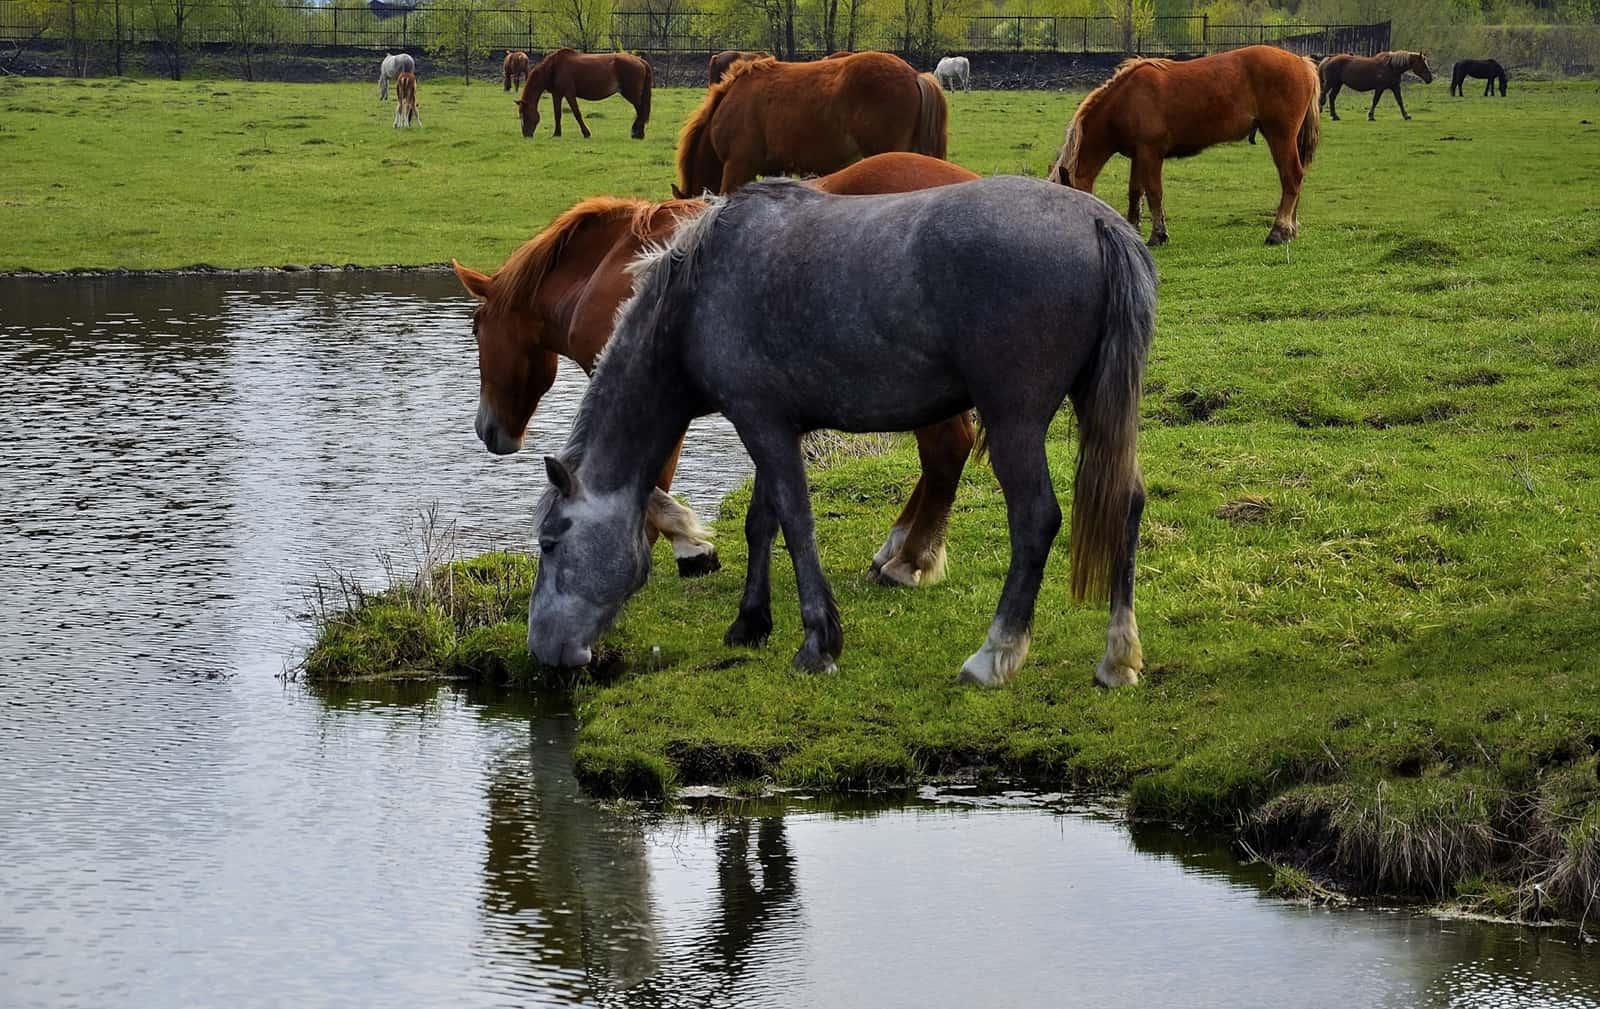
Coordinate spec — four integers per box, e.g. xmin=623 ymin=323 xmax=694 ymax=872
xmin=1 ymin=274 xmax=1595 ymax=1008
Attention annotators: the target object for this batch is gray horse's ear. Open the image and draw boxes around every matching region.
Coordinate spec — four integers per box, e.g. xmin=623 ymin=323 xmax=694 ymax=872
xmin=545 ymin=456 xmax=580 ymax=498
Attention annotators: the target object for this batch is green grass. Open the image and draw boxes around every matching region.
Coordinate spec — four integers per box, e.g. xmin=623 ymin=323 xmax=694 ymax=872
xmin=15 ymin=74 xmax=1596 ymax=913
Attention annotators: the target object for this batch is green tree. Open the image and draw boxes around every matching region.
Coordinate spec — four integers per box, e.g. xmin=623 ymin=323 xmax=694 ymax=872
xmin=429 ymin=0 xmax=494 ymax=83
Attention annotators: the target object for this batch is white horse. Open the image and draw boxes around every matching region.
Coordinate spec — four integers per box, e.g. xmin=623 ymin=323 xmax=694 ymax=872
xmin=935 ymin=55 xmax=971 ymax=92
xmin=377 ymin=53 xmax=415 ymax=101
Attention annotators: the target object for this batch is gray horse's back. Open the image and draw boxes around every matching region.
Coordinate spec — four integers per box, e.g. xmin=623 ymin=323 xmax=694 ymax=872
xmin=676 ymin=177 xmax=1143 ymax=433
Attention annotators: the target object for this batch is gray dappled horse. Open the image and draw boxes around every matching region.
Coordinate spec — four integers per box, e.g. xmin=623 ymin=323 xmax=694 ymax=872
xmin=526 ymin=177 xmax=1158 ymax=689
xmin=378 ymin=53 xmax=415 ymax=101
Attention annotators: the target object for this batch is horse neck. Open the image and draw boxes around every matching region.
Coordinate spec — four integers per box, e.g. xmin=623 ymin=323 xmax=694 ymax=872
xmin=535 ymin=214 xmax=653 ymax=369
xmin=574 ymin=329 xmax=696 ymax=504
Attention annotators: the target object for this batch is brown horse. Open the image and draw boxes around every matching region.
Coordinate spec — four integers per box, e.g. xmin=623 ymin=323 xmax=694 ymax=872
xmin=1047 ymin=45 xmax=1320 ymax=246
xmin=708 ymin=50 xmax=769 ymax=85
xmin=393 ymin=71 xmax=420 ymax=128
xmin=517 ymin=49 xmax=653 ymax=140
xmin=502 ymin=50 xmax=530 ymax=92
xmin=452 ymin=153 xmax=979 ymax=587
xmin=671 ymin=53 xmax=948 ymax=199
xmin=1319 ymin=51 xmax=1434 ymax=121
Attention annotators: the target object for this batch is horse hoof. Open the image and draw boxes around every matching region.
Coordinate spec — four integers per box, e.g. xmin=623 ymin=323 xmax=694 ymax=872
xmin=959 ymin=628 xmax=1029 ymax=687
xmin=1265 ymin=229 xmax=1291 ymax=246
xmin=677 ymin=550 xmax=721 ymax=578
xmin=1093 ymin=659 xmax=1140 ymax=689
xmin=869 ymin=558 xmax=920 ymax=588
xmin=724 ymin=611 xmax=772 ymax=649
xmin=1147 ymin=232 xmax=1169 ymax=248
xmin=792 ymin=644 xmax=837 ymax=674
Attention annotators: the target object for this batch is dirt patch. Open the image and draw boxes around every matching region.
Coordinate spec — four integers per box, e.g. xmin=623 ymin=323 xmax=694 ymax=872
xmin=1217 ymin=495 xmax=1271 ymax=524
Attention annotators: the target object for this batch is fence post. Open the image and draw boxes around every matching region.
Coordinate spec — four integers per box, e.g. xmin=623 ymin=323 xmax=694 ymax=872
xmin=401 ymin=11 xmax=407 ymax=50
xmin=1081 ymin=17 xmax=1087 ymax=54
xmin=527 ymin=10 xmax=533 ymax=51
xmin=1202 ymin=13 xmax=1207 ymax=52
xmin=332 ymin=3 xmax=338 ymax=47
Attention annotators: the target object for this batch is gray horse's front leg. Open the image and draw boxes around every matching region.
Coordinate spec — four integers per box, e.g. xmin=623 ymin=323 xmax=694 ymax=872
xmin=725 ymin=477 xmax=776 ymax=648
xmin=738 ymin=426 xmax=842 ymax=672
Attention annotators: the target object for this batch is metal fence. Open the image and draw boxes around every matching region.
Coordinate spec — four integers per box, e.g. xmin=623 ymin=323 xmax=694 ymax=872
xmin=2 ymin=1 xmax=1391 ymax=59
xmin=958 ymin=16 xmax=1388 ymax=55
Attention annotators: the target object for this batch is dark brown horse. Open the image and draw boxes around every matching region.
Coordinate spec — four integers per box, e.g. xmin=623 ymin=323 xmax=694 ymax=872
xmin=1319 ymin=51 xmax=1434 ymax=121
xmin=452 ymin=153 xmax=979 ymax=587
xmin=1047 ymin=45 xmax=1320 ymax=246
xmin=708 ymin=50 xmax=769 ymax=85
xmin=1451 ymin=58 xmax=1507 ymax=97
xmin=517 ymin=49 xmax=653 ymax=140
xmin=502 ymin=50 xmax=530 ymax=92
xmin=671 ymin=53 xmax=948 ymax=198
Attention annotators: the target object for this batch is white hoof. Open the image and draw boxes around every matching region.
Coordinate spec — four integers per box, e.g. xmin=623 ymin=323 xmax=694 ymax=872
xmin=875 ymin=556 xmax=922 ymax=588
xmin=1094 ymin=607 xmax=1143 ymax=688
xmin=1094 ymin=659 xmax=1140 ymax=688
xmin=959 ymin=625 xmax=1030 ymax=687
xmin=870 ymin=526 xmax=909 ymax=573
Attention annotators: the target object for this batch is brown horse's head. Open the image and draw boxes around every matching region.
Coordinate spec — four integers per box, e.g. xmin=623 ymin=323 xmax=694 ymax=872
xmin=516 ymin=56 xmax=551 ymax=137
xmin=1391 ymin=50 xmax=1434 ymax=83
xmin=452 ymin=260 xmax=558 ymax=455
xmin=517 ymin=96 xmax=540 ymax=138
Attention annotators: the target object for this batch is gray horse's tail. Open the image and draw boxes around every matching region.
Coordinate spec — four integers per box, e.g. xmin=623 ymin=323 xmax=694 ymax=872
xmin=1069 ymin=217 xmax=1156 ymax=603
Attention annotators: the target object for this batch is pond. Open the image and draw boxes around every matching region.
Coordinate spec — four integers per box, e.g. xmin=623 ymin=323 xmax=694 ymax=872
xmin=1 ymin=274 xmax=1596 ymax=1008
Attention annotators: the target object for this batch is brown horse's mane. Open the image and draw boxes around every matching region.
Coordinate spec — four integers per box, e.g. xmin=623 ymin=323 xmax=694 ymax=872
xmin=675 ymin=56 xmax=781 ymax=192
xmin=486 ymin=196 xmax=696 ymax=314
xmin=1379 ymin=50 xmax=1422 ymax=69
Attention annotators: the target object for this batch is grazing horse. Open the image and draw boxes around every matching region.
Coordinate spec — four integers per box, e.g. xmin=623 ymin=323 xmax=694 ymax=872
xmin=671 ymin=53 xmax=948 ymax=198
xmin=517 ymin=48 xmax=653 ymax=140
xmin=393 ymin=71 xmax=420 ymax=128
xmin=935 ymin=55 xmax=971 ymax=92
xmin=526 ymin=177 xmax=1156 ymax=690
xmin=377 ymin=52 xmax=414 ymax=101
xmin=1047 ymin=45 xmax=1320 ymax=246
xmin=452 ymin=153 xmax=980 ymax=586
xmin=1452 ymin=58 xmax=1507 ymax=97
xmin=503 ymin=50 xmax=531 ymax=92
xmin=708 ymin=50 xmax=770 ymax=85
xmin=1319 ymin=51 xmax=1434 ymax=121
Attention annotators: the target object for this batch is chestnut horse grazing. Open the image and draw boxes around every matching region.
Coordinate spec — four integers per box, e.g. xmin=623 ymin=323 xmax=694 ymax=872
xmin=1047 ymin=46 xmax=1320 ymax=246
xmin=708 ymin=50 xmax=769 ymax=85
xmin=517 ymin=49 xmax=653 ymax=140
xmin=1319 ymin=51 xmax=1434 ymax=121
xmin=503 ymin=50 xmax=530 ymax=92
xmin=1452 ymin=58 xmax=1506 ymax=97
xmin=671 ymin=53 xmax=948 ymax=198
xmin=451 ymin=153 xmax=980 ymax=586
xmin=393 ymin=71 xmax=420 ymax=128
xmin=526 ymin=178 xmax=1156 ymax=687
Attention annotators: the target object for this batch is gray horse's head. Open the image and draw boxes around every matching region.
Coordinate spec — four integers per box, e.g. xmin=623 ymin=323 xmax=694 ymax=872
xmin=527 ymin=456 xmax=651 ymax=667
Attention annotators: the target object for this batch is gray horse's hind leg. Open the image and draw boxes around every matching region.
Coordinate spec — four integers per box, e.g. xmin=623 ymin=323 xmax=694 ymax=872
xmin=736 ymin=425 xmax=842 ymax=672
xmin=726 ymin=477 xmax=777 ymax=648
xmin=960 ymin=419 xmax=1060 ymax=687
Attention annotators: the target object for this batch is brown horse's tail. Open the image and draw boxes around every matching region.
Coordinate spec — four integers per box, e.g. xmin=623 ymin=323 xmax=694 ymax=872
xmin=913 ymin=72 xmax=949 ymax=160
xmin=1069 ymin=217 xmax=1156 ymax=603
xmin=1298 ymin=63 xmax=1321 ymax=168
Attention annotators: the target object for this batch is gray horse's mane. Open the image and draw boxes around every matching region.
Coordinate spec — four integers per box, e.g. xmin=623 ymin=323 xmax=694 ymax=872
xmin=534 ymin=187 xmax=748 ymax=525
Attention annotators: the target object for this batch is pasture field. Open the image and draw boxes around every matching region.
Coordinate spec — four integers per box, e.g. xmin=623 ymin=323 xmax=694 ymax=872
xmin=11 ymin=75 xmax=1600 ymax=914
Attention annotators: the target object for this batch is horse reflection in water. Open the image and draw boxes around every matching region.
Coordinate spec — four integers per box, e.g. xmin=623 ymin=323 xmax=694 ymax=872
xmin=478 ymin=701 xmax=798 ymax=998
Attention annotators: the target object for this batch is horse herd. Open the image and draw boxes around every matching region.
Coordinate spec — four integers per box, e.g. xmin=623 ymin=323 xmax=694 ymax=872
xmin=415 ymin=44 xmax=1512 ymax=687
